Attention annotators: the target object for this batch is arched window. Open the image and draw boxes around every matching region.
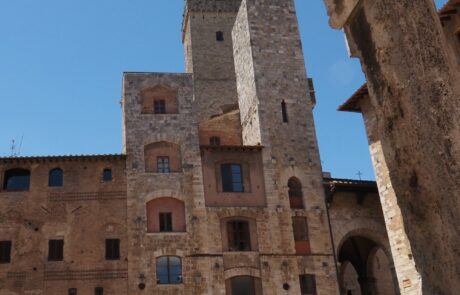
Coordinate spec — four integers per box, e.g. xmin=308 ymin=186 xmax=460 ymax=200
xmin=221 ymin=163 xmax=244 ymax=192
xmin=281 ymin=100 xmax=288 ymax=123
xmin=288 ymin=177 xmax=303 ymax=209
xmin=146 ymin=198 xmax=186 ymax=233
xmin=156 ymin=256 xmax=182 ymax=284
xmin=226 ymin=276 xmax=263 ymax=295
xmin=48 ymin=168 xmax=63 ymax=187
xmin=102 ymin=168 xmax=112 ymax=182
xmin=3 ymin=169 xmax=30 ymax=191
xmin=216 ymin=31 xmax=224 ymax=42
xmin=227 ymin=220 xmax=251 ymax=251
xmin=292 ymin=217 xmax=310 ymax=255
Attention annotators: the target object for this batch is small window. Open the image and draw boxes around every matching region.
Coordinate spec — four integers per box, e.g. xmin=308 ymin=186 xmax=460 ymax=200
xmin=102 ymin=168 xmax=112 ymax=182
xmin=227 ymin=221 xmax=251 ymax=251
xmin=159 ymin=212 xmax=172 ymax=232
xmin=157 ymin=157 xmax=170 ymax=173
xmin=210 ymin=136 xmax=221 ymax=146
xmin=68 ymin=288 xmax=77 ymax=295
xmin=3 ymin=169 xmax=30 ymax=191
xmin=48 ymin=239 xmax=64 ymax=261
xmin=154 ymin=99 xmax=166 ymax=114
xmin=299 ymin=274 xmax=317 ymax=295
xmin=0 ymin=241 xmax=12 ymax=264
xmin=281 ymin=100 xmax=288 ymax=123
xmin=105 ymin=239 xmax=120 ymax=260
xmin=216 ymin=31 xmax=224 ymax=42
xmin=48 ymin=168 xmax=63 ymax=187
xmin=231 ymin=276 xmax=256 ymax=295
xmin=221 ymin=164 xmax=243 ymax=192
xmin=292 ymin=217 xmax=309 ymax=241
xmin=156 ymin=256 xmax=182 ymax=284
xmin=95 ymin=287 xmax=104 ymax=295
xmin=288 ymin=177 xmax=303 ymax=209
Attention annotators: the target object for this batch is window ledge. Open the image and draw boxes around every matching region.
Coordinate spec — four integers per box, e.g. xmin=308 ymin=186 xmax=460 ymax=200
xmin=146 ymin=232 xmax=187 ymax=236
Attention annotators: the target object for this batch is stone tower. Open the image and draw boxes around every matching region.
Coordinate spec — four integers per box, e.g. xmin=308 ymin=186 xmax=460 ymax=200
xmin=121 ymin=0 xmax=340 ymax=294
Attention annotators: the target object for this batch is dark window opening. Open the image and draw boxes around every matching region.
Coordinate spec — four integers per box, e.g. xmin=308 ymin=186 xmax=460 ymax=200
xmin=156 ymin=256 xmax=182 ymax=284
xmin=154 ymin=99 xmax=166 ymax=114
xmin=347 ymin=291 xmax=353 ymax=295
xmin=299 ymin=274 xmax=317 ymax=295
xmin=95 ymin=287 xmax=104 ymax=295
xmin=288 ymin=177 xmax=303 ymax=209
xmin=221 ymin=164 xmax=243 ymax=192
xmin=68 ymin=288 xmax=77 ymax=295
xmin=231 ymin=276 xmax=256 ymax=295
xmin=3 ymin=169 xmax=30 ymax=191
xmin=105 ymin=239 xmax=120 ymax=260
xmin=0 ymin=241 xmax=12 ymax=264
xmin=227 ymin=221 xmax=251 ymax=251
xmin=48 ymin=239 xmax=64 ymax=261
xmin=159 ymin=212 xmax=173 ymax=232
xmin=102 ymin=168 xmax=112 ymax=182
xmin=210 ymin=136 xmax=221 ymax=146
xmin=48 ymin=168 xmax=63 ymax=187
xmin=216 ymin=31 xmax=224 ymax=42
xmin=157 ymin=157 xmax=170 ymax=173
xmin=281 ymin=100 xmax=288 ymax=123
xmin=293 ymin=217 xmax=309 ymax=241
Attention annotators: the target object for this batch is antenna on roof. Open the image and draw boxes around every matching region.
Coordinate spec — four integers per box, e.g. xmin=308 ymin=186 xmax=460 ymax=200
xmin=10 ymin=135 xmax=24 ymax=157
xmin=356 ymin=171 xmax=363 ymax=180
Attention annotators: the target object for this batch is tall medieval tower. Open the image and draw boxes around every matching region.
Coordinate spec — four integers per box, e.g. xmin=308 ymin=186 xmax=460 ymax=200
xmin=122 ymin=0 xmax=339 ymax=293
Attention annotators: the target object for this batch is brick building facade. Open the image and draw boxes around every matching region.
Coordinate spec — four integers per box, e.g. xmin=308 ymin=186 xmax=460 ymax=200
xmin=0 ymin=0 xmax=401 ymax=294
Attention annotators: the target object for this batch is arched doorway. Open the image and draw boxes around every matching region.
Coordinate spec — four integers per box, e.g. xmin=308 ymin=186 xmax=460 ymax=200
xmin=338 ymin=236 xmax=398 ymax=295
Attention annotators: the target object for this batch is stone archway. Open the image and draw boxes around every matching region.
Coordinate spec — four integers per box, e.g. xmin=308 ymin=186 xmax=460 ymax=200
xmin=338 ymin=236 xmax=398 ymax=295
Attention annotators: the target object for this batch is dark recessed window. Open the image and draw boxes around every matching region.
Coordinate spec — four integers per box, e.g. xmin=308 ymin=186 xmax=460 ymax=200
xmin=221 ymin=164 xmax=243 ymax=192
xmin=281 ymin=100 xmax=288 ymax=123
xmin=95 ymin=287 xmax=104 ymax=295
xmin=292 ymin=217 xmax=309 ymax=241
xmin=102 ymin=168 xmax=112 ymax=182
xmin=0 ymin=241 xmax=12 ymax=264
xmin=105 ymin=239 xmax=120 ymax=260
xmin=210 ymin=136 xmax=221 ymax=146
xmin=288 ymin=177 xmax=303 ymax=209
xmin=48 ymin=168 xmax=63 ymax=187
xmin=157 ymin=157 xmax=170 ymax=173
xmin=156 ymin=256 xmax=182 ymax=284
xmin=3 ymin=169 xmax=30 ymax=191
xmin=227 ymin=220 xmax=251 ymax=251
xmin=231 ymin=276 xmax=256 ymax=295
xmin=154 ymin=99 xmax=166 ymax=114
xmin=159 ymin=212 xmax=173 ymax=232
xmin=299 ymin=274 xmax=317 ymax=295
xmin=216 ymin=31 xmax=224 ymax=42
xmin=68 ymin=288 xmax=77 ymax=295
xmin=48 ymin=240 xmax=64 ymax=261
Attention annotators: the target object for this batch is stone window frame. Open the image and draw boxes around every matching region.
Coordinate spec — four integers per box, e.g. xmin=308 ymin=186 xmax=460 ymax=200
xmin=215 ymin=161 xmax=251 ymax=194
xmin=221 ymin=216 xmax=258 ymax=252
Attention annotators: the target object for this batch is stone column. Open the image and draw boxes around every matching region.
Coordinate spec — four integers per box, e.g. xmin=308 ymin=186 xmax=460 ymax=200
xmin=323 ymin=0 xmax=460 ymax=294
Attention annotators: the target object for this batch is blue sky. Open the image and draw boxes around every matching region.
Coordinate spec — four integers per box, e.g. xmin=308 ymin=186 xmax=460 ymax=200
xmin=0 ymin=0 xmax=448 ymax=180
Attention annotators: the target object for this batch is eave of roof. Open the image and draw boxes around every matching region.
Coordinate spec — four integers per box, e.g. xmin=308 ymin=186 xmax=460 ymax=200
xmin=0 ymin=154 xmax=126 ymax=164
xmin=439 ymin=0 xmax=460 ymax=17
xmin=200 ymin=145 xmax=263 ymax=152
xmin=338 ymin=83 xmax=369 ymax=113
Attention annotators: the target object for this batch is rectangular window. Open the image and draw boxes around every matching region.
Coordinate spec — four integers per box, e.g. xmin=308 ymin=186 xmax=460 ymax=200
xmin=227 ymin=221 xmax=251 ymax=251
xmin=157 ymin=157 xmax=170 ymax=173
xmin=154 ymin=100 xmax=166 ymax=114
xmin=68 ymin=288 xmax=77 ymax=295
xmin=159 ymin=212 xmax=173 ymax=232
xmin=292 ymin=217 xmax=309 ymax=241
xmin=102 ymin=169 xmax=112 ymax=182
xmin=48 ymin=239 xmax=64 ymax=261
xmin=299 ymin=274 xmax=317 ymax=294
xmin=95 ymin=287 xmax=103 ymax=295
xmin=105 ymin=239 xmax=120 ymax=260
xmin=281 ymin=100 xmax=288 ymax=123
xmin=210 ymin=136 xmax=221 ymax=146
xmin=221 ymin=164 xmax=244 ymax=192
xmin=0 ymin=241 xmax=12 ymax=263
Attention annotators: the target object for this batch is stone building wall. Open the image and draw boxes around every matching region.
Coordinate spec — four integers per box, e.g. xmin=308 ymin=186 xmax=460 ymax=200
xmin=0 ymin=155 xmax=127 ymax=295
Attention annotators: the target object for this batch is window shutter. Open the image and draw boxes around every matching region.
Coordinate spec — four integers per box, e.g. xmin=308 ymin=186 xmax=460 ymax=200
xmin=227 ymin=222 xmax=235 ymax=250
xmin=221 ymin=164 xmax=233 ymax=192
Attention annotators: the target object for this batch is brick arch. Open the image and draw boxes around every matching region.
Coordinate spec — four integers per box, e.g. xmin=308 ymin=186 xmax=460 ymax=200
xmin=225 ymin=272 xmax=263 ymax=295
xmin=141 ymin=85 xmax=178 ymax=114
xmin=366 ymin=246 xmax=399 ymax=295
xmin=146 ymin=197 xmax=186 ymax=233
xmin=224 ymin=268 xmax=261 ymax=280
xmin=145 ymin=190 xmax=184 ymax=203
xmin=144 ymin=141 xmax=181 ymax=173
xmin=335 ymin=221 xmax=392 ymax=265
